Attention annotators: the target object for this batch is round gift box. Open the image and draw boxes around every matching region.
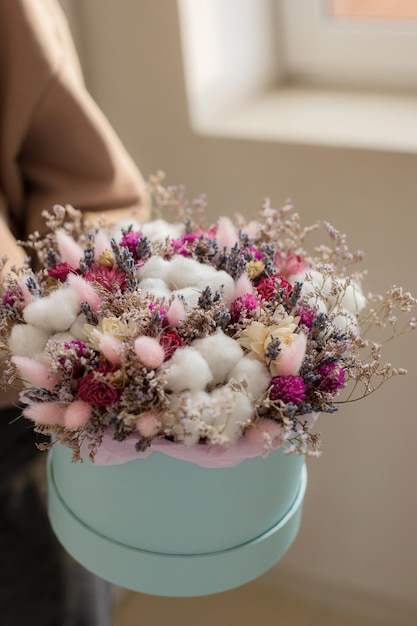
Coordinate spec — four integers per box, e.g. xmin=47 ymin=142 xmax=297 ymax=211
xmin=47 ymin=443 xmax=307 ymax=597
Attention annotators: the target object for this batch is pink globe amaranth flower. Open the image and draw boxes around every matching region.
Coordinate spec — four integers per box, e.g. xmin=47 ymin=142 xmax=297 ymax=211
xmin=230 ymin=293 xmax=259 ymax=322
xmin=85 ymin=263 xmax=127 ymax=292
xmin=48 ymin=262 xmax=79 ymax=282
xmin=274 ymin=252 xmax=308 ymax=277
xmin=256 ymin=274 xmax=292 ymax=301
xmin=120 ymin=230 xmax=143 ymax=256
xmin=159 ymin=329 xmax=183 ymax=360
xmin=77 ymin=368 xmax=121 ymax=408
xmin=294 ymin=306 xmax=315 ymax=331
xmin=269 ymin=375 xmax=306 ymax=404
xmin=317 ymin=362 xmax=345 ymax=392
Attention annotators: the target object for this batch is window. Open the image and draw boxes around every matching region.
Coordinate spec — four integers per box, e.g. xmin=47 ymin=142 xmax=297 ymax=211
xmin=278 ymin=0 xmax=417 ymax=91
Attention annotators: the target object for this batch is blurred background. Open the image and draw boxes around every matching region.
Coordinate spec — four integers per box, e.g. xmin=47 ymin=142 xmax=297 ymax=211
xmin=59 ymin=1 xmax=417 ymax=624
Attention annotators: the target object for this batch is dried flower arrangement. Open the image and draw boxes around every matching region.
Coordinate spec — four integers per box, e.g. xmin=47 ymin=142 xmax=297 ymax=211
xmin=1 ymin=174 xmax=415 ymax=466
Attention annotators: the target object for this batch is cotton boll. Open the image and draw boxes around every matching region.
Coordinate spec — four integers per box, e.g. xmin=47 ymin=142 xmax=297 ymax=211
xmin=23 ymin=287 xmax=80 ymax=332
xmin=137 ymin=256 xmax=171 ymax=283
xmin=212 ymin=390 xmax=253 ymax=444
xmin=164 ymin=347 xmax=213 ymax=392
xmin=8 ymin=324 xmax=50 ymax=357
xmin=168 ymin=256 xmax=211 ymax=289
xmin=199 ymin=270 xmax=235 ymax=306
xmin=192 ymin=330 xmax=244 ymax=385
xmin=70 ymin=314 xmax=88 ymax=340
xmin=330 ymin=281 xmax=366 ymax=315
xmin=229 ymin=356 xmax=270 ymax=400
xmin=332 ymin=309 xmax=360 ymax=336
xmin=138 ymin=278 xmax=171 ymax=301
xmin=142 ymin=219 xmax=184 ymax=242
xmin=50 ymin=332 xmax=75 ymax=343
xmin=172 ymin=288 xmax=200 ymax=308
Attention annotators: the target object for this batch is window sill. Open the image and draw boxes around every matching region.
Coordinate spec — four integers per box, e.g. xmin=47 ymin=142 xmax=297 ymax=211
xmin=192 ymin=86 xmax=417 ymax=154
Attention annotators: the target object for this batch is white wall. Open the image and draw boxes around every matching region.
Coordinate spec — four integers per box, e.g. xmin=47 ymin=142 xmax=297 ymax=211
xmin=65 ymin=1 xmax=417 ymax=621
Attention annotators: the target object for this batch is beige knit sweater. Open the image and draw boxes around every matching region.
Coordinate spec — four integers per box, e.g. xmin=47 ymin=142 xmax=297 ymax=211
xmin=0 ymin=0 xmax=149 ymax=406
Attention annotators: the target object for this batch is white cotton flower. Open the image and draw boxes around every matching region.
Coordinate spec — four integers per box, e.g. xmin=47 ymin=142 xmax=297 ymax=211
xmin=50 ymin=332 xmax=76 ymax=343
xmin=198 ymin=269 xmax=235 ymax=306
xmin=229 ymin=356 xmax=270 ymax=400
xmin=211 ymin=389 xmax=253 ymax=444
xmin=141 ymin=219 xmax=185 ymax=242
xmin=70 ymin=314 xmax=88 ymax=340
xmin=8 ymin=324 xmax=50 ymax=357
xmin=332 ymin=309 xmax=360 ymax=336
xmin=172 ymin=287 xmax=201 ymax=308
xmin=164 ymin=347 xmax=213 ymax=392
xmin=329 ymin=280 xmax=366 ymax=315
xmin=138 ymin=278 xmax=171 ymax=302
xmin=23 ymin=287 xmax=79 ymax=332
xmin=137 ymin=256 xmax=171 ymax=283
xmin=168 ymin=256 xmax=212 ymax=289
xmin=192 ymin=330 xmax=244 ymax=385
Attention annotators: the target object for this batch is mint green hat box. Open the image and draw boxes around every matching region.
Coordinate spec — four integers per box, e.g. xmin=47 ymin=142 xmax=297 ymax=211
xmin=47 ymin=443 xmax=307 ymax=597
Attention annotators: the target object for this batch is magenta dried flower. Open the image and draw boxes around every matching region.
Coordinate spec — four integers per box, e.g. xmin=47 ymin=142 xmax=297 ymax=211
xmin=77 ymin=366 xmax=121 ymax=407
xmin=48 ymin=262 xmax=78 ymax=282
xmin=256 ymin=274 xmax=292 ymax=301
xmin=269 ymin=375 xmax=306 ymax=404
xmin=294 ymin=306 xmax=315 ymax=331
xmin=85 ymin=263 xmax=127 ymax=292
xmin=120 ymin=230 xmax=143 ymax=256
xmin=230 ymin=293 xmax=259 ymax=322
xmin=2 ymin=287 xmax=24 ymax=307
xmin=317 ymin=362 xmax=345 ymax=392
xmin=159 ymin=329 xmax=184 ymax=360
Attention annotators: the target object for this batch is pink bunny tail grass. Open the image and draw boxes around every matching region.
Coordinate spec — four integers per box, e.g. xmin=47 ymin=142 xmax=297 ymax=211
xmin=94 ymin=230 xmax=112 ymax=258
xmin=244 ymin=417 xmax=284 ymax=448
xmin=11 ymin=356 xmax=58 ymax=390
xmin=234 ymin=273 xmax=254 ymax=299
xmin=99 ymin=334 xmax=122 ymax=365
xmin=134 ymin=336 xmax=165 ymax=369
xmin=23 ymin=402 xmax=66 ymax=426
xmin=67 ymin=274 xmax=101 ymax=312
xmin=136 ymin=412 xmax=162 ymax=438
xmin=56 ymin=229 xmax=84 ymax=267
xmin=64 ymin=400 xmax=92 ymax=430
xmin=272 ymin=332 xmax=308 ymax=377
xmin=167 ymin=297 xmax=186 ymax=326
xmin=20 ymin=278 xmax=34 ymax=304
xmin=216 ymin=217 xmax=238 ymax=251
